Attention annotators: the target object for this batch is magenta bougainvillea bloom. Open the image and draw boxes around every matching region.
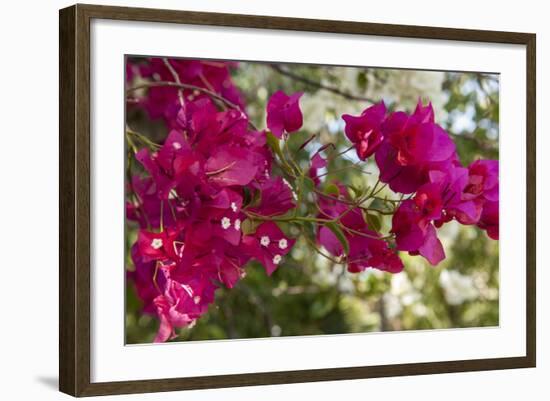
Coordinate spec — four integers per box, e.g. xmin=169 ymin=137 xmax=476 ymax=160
xmin=248 ymin=177 xmax=296 ymax=217
xmin=375 ymin=100 xmax=457 ymax=194
xmin=135 ymin=130 xmax=202 ymax=200
xmin=309 ymin=151 xmax=327 ymax=186
xmin=342 ymin=102 xmax=387 ymax=160
xmin=317 ymin=189 xmax=404 ymax=273
xmin=463 ymin=159 xmax=499 ymax=202
xmin=478 ymin=200 xmax=499 ymax=240
xmin=391 ymin=200 xmax=445 ymax=265
xmin=129 ymin=58 xmax=244 ymax=124
xmin=242 ymin=222 xmax=295 ymax=275
xmin=126 ymin=58 xmax=499 ymax=342
xmin=266 ymin=90 xmax=304 ymax=138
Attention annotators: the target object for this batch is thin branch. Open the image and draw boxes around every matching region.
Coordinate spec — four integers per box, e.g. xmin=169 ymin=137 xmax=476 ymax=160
xmin=162 ymin=58 xmax=185 ymax=107
xmin=270 ymin=64 xmax=377 ymax=103
xmin=127 ymin=80 xmax=259 ymax=131
xmin=127 ymin=81 xmax=241 ymax=112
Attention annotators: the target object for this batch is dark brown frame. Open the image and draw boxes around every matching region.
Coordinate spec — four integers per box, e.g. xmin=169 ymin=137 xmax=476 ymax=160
xmin=59 ymin=3 xmax=536 ymax=397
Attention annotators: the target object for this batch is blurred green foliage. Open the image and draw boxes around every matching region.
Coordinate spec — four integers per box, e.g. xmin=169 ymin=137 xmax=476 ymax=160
xmin=126 ymin=61 xmax=499 ymax=344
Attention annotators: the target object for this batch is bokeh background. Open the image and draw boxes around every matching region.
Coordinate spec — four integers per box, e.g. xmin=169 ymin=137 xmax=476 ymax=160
xmin=125 ymin=60 xmax=499 ymax=344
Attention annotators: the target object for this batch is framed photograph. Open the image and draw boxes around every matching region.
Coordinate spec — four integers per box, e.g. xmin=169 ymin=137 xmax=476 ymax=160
xmin=59 ymin=4 xmax=536 ymax=397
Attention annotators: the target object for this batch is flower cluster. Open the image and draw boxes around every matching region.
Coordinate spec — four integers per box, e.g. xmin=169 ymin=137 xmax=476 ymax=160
xmin=127 ymin=59 xmax=297 ymax=342
xmin=343 ymin=101 xmax=499 ymax=266
xmin=126 ymin=58 xmax=499 ymax=342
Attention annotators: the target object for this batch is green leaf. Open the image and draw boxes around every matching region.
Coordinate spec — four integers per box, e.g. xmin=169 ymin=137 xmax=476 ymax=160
xmin=348 ymin=184 xmax=364 ymax=199
xmin=299 ymin=175 xmax=315 ymax=195
xmin=266 ymin=131 xmax=295 ymax=176
xmin=365 ymin=212 xmax=382 ymax=232
xmin=310 ymin=293 xmax=337 ymax=318
xmin=356 ymin=71 xmax=368 ymax=91
xmin=325 ymin=222 xmax=349 ymax=256
xmin=241 ymin=219 xmax=261 ymax=235
xmin=266 ymin=131 xmax=284 ymax=161
xmin=325 ymin=183 xmax=340 ymax=197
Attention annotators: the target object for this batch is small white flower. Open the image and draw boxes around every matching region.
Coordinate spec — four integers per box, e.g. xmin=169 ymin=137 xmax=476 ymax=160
xmin=221 ymin=217 xmax=231 ymax=230
xmin=278 ymin=238 xmax=288 ymax=250
xmin=230 ymin=202 xmax=238 ymax=212
xmin=193 ymin=296 xmax=201 ymax=305
xmin=260 ymin=236 xmax=270 ymax=246
xmin=150 ymin=238 xmax=163 ymax=250
xmin=264 ymin=169 xmax=270 ymax=179
xmin=172 ymin=142 xmax=182 ymax=150
xmin=234 ymin=219 xmax=241 ymax=231
xmin=273 ymin=254 xmax=282 ymax=265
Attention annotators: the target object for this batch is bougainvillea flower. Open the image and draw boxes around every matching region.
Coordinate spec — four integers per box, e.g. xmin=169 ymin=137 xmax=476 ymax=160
xmin=136 ymin=58 xmax=244 ymax=124
xmin=242 ymin=222 xmax=295 ymax=275
xmin=427 ymin=167 xmax=482 ymax=226
xmin=391 ymin=200 xmax=445 ymax=265
xmin=180 ymin=191 xmax=244 ymax=248
xmin=153 ymin=274 xmax=217 ymax=343
xmin=477 ymin=200 xmax=499 ymax=240
xmin=248 ymin=177 xmax=296 ymax=217
xmin=411 ymin=99 xmax=435 ymax=123
xmin=192 ymin=108 xmax=249 ymax=153
xmin=137 ymin=228 xmax=184 ymax=264
xmin=309 ymin=151 xmax=328 ymax=186
xmin=126 ymin=175 xmax=181 ymax=229
xmin=342 ymin=102 xmax=387 ymax=160
xmin=375 ymin=101 xmax=457 ymax=193
xmin=317 ymin=206 xmax=403 ymax=273
xmin=413 ymin=183 xmax=443 ymax=222
xmin=128 ymin=243 xmax=166 ymax=315
xmin=205 ymin=146 xmax=259 ymax=187
xmin=266 ymin=90 xmax=303 ymax=138
xmin=207 ymin=240 xmax=251 ymax=288
xmin=360 ymin=239 xmax=404 ymax=273
xmin=463 ymin=159 xmax=499 ymax=202
xmin=125 ymin=65 xmax=501 ymax=343
xmin=385 ymin=110 xmax=454 ymax=166
xmin=415 ymin=223 xmax=445 ymax=265
xmin=136 ymin=130 xmax=203 ymax=199
xmin=391 ymin=201 xmax=426 ymax=251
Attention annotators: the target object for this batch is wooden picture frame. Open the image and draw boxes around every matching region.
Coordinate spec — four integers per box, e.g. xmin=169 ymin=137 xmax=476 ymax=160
xmin=59 ymin=3 xmax=536 ymax=397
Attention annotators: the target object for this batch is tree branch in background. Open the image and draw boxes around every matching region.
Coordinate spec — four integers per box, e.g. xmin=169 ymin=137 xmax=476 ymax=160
xmin=270 ymin=64 xmax=377 ymax=103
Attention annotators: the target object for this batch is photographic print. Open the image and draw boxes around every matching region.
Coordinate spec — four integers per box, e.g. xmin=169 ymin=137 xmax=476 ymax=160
xmin=124 ymin=57 xmax=499 ymax=344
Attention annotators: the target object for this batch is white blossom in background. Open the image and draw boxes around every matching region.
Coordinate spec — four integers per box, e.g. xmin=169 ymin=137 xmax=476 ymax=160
xmin=439 ymin=269 xmax=479 ymax=306
xmin=383 ymin=293 xmax=403 ymax=320
xmin=391 ymin=273 xmax=420 ymax=305
xmin=437 ymin=220 xmax=461 ymax=249
xmin=365 ymin=69 xmax=446 ymax=114
xmin=383 ymin=272 xmax=422 ymax=319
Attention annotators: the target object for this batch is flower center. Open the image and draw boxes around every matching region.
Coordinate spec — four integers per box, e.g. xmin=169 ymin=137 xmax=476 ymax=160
xmin=151 ymin=238 xmax=163 ymax=250
xmin=221 ymin=217 xmax=231 ymax=230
